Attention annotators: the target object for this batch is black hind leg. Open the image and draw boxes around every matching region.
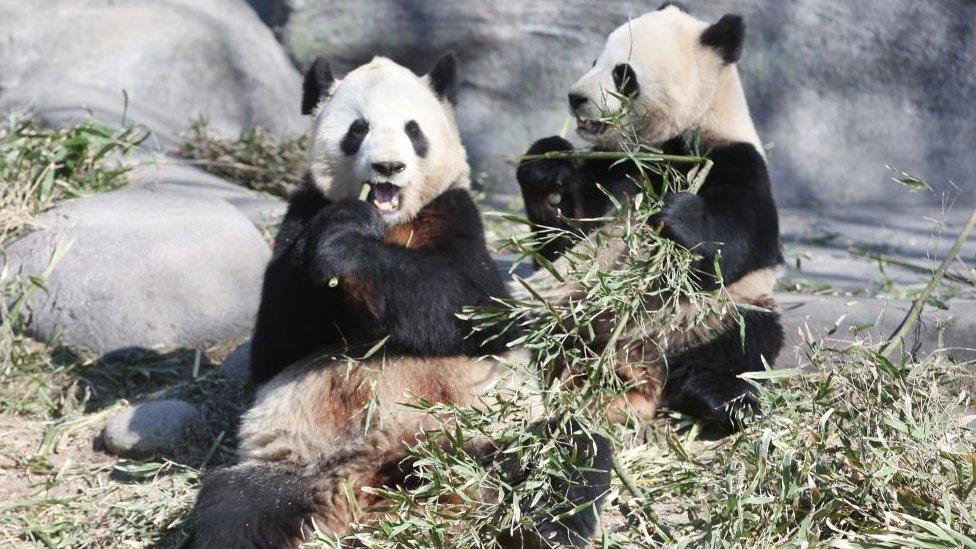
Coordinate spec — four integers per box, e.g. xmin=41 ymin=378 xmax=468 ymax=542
xmin=664 ymin=310 xmax=783 ymax=435
xmin=497 ymin=420 xmax=613 ymax=548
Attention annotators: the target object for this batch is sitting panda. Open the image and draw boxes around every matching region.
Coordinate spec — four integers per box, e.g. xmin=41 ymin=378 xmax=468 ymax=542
xmin=185 ymin=54 xmax=611 ymax=549
xmin=248 ymin=52 xmax=512 ymax=384
xmin=516 ymin=3 xmax=784 ymax=433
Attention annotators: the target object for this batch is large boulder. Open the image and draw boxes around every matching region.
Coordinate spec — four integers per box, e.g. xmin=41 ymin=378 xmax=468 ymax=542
xmin=3 ymin=188 xmax=271 ymax=355
xmin=275 ymin=0 xmax=976 ymax=207
xmin=128 ymin=156 xmax=287 ymax=228
xmin=0 ymin=0 xmax=305 ymax=149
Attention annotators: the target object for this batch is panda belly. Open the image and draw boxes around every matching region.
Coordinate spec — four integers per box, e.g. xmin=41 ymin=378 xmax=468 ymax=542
xmin=238 ymin=348 xmax=536 ymax=470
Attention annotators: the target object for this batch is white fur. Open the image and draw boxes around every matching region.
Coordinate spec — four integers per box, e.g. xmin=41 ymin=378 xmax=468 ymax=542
xmin=238 ymin=349 xmax=537 ymax=465
xmin=569 ymin=6 xmax=763 ymax=153
xmin=308 ymin=57 xmax=471 ymax=226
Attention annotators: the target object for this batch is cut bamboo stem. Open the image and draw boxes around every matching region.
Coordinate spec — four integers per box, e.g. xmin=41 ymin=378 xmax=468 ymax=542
xmin=511 ymin=149 xmax=708 ymax=165
xmin=881 ymin=204 xmax=976 ymax=359
xmin=847 ymin=247 xmax=975 ymax=287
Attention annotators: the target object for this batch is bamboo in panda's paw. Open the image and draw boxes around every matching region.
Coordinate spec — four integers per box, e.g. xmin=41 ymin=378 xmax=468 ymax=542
xmin=327 ymin=182 xmax=373 ymax=288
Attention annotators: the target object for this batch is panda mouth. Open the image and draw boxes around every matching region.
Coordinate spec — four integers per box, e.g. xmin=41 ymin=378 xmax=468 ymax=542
xmin=367 ymin=182 xmax=402 ymax=212
xmin=576 ymin=117 xmax=610 ymax=135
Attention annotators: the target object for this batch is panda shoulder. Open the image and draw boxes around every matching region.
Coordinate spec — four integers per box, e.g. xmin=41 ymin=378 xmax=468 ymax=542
xmin=706 ymin=142 xmax=769 ymax=184
xmin=428 ymin=188 xmax=480 ymax=221
xmin=285 ymin=172 xmax=331 ymax=220
xmin=423 ymin=188 xmax=486 ymax=239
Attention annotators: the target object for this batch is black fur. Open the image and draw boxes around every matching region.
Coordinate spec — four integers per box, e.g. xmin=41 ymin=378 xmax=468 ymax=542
xmin=495 ymin=420 xmax=613 ymax=548
xmin=183 ymin=464 xmax=312 ymax=549
xmin=301 ymin=57 xmax=334 ymax=115
xmin=405 ymin=120 xmax=429 ymax=157
xmin=612 ymin=63 xmax=639 ymax=98
xmin=340 ymin=118 xmax=369 ymax=156
xmin=568 ymin=93 xmax=588 ymax=111
xmin=516 ymin=135 xmax=783 ymax=432
xmin=657 ymin=1 xmax=687 ymax=11
xmin=664 ymin=308 xmax=783 ymax=435
xmin=428 ymin=51 xmax=459 ymax=104
xmin=249 ymin=177 xmax=515 ymax=383
xmin=700 ymin=14 xmax=745 ymax=64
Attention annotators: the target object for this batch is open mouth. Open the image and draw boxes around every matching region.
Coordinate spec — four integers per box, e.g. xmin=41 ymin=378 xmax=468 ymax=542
xmin=367 ymin=182 xmax=402 ymax=212
xmin=576 ymin=117 xmax=610 ymax=135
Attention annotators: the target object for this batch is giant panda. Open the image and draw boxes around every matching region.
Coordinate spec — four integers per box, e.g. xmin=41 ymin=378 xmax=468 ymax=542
xmin=515 ymin=4 xmax=784 ymax=433
xmin=184 ymin=54 xmax=611 ymax=549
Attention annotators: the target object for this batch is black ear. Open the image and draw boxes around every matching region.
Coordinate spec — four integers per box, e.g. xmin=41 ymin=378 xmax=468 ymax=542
xmin=700 ymin=14 xmax=745 ymax=64
xmin=301 ymin=57 xmax=334 ymax=115
xmin=657 ymin=1 xmax=687 ymax=11
xmin=428 ymin=51 xmax=459 ymax=105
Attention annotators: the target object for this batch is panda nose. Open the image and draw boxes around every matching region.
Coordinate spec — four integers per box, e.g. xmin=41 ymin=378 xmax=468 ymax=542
xmin=568 ymin=93 xmax=588 ymax=110
xmin=371 ymin=161 xmax=406 ymax=176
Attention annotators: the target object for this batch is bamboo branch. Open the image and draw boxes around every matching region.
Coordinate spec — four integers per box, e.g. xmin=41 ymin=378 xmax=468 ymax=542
xmin=510 ymin=149 xmax=708 ymax=166
xmin=881 ymin=204 xmax=976 ymax=359
xmin=611 ymin=455 xmax=675 ymax=543
xmin=847 ymin=247 xmax=975 ymax=287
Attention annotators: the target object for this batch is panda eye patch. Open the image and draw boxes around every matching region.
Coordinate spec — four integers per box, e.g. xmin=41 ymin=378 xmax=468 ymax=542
xmin=612 ymin=63 xmax=640 ymax=98
xmin=404 ymin=120 xmax=429 ymax=158
xmin=341 ymin=118 xmax=369 ymax=155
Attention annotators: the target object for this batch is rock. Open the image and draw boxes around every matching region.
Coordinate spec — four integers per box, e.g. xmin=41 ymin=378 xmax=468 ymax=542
xmin=221 ymin=341 xmax=253 ymax=380
xmin=128 ymin=156 xmax=287 ymax=229
xmin=3 ymin=188 xmax=270 ymax=355
xmin=274 ymin=0 xmax=976 ymax=208
xmin=103 ymin=399 xmax=200 ymax=458
xmin=0 ymin=0 xmax=305 ymax=149
xmin=775 ymin=292 xmax=976 ymax=367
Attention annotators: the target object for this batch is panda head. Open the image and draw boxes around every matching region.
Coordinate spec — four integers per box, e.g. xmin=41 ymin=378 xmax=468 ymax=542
xmin=302 ymin=53 xmax=470 ymax=226
xmin=568 ymin=3 xmax=748 ymax=148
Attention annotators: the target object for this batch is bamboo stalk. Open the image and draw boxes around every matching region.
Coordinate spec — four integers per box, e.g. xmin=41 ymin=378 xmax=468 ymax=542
xmin=847 ymin=247 xmax=975 ymax=287
xmin=511 ymin=149 xmax=708 ymax=165
xmin=881 ymin=204 xmax=976 ymax=359
xmin=611 ymin=455 xmax=675 ymax=543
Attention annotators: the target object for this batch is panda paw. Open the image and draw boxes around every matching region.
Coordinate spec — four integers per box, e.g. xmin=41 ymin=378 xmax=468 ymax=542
xmin=517 ymin=136 xmax=576 ymax=194
xmin=306 ymin=198 xmax=385 ymax=282
xmin=655 ymin=192 xmax=707 ymax=250
xmin=517 ymin=136 xmax=579 ymax=224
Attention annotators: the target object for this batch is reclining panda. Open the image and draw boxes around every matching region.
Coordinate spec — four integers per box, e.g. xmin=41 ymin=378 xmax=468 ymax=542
xmin=516 ymin=4 xmax=784 ymax=433
xmin=185 ymin=54 xmax=611 ymax=548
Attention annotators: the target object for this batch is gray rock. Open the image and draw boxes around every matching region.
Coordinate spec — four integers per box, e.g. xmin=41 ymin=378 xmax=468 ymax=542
xmin=775 ymin=292 xmax=976 ymax=367
xmin=0 ymin=0 xmax=305 ymax=149
xmin=128 ymin=156 xmax=287 ymax=229
xmin=221 ymin=341 xmax=253 ymax=380
xmin=275 ymin=0 xmax=975 ymax=207
xmin=3 ymin=188 xmax=270 ymax=354
xmin=103 ymin=399 xmax=200 ymax=458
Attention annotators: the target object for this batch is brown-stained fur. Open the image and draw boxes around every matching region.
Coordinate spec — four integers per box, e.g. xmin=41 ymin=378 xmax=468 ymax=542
xmin=341 ymin=203 xmax=457 ymax=316
xmin=511 ymin=220 xmax=779 ymax=425
xmin=236 ymin=349 xmax=537 ymax=540
xmin=341 ymin=278 xmax=379 ymax=317
xmin=382 ymin=200 xmax=454 ymax=250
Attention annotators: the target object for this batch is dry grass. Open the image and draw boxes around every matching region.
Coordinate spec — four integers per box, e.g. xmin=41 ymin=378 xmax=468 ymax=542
xmin=175 ymin=117 xmax=308 ymax=199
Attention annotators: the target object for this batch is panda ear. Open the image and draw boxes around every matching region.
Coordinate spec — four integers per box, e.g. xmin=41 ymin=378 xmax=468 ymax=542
xmin=700 ymin=14 xmax=745 ymax=64
xmin=301 ymin=57 xmax=334 ymax=115
xmin=657 ymin=1 xmax=686 ymax=12
xmin=428 ymin=51 xmax=459 ymax=105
